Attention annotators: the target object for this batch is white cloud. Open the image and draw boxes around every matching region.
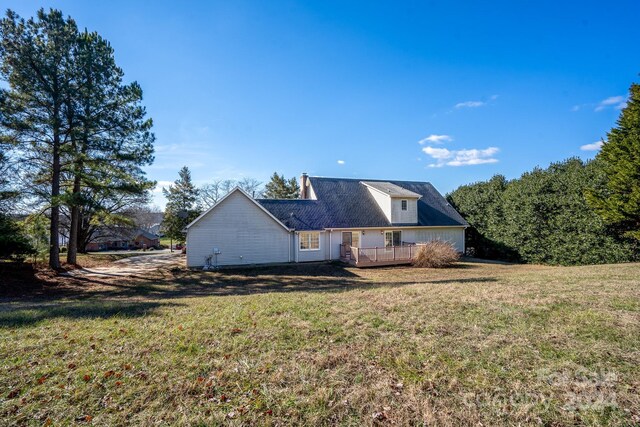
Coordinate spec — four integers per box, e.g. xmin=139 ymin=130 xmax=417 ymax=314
xmin=337 ymin=160 xmax=345 ymax=165
xmin=580 ymin=141 xmax=604 ymax=151
xmin=418 ymin=134 xmax=453 ymax=144
xmin=422 ymin=146 xmax=499 ymax=167
xmin=454 ymin=95 xmax=498 ymax=109
xmin=455 ymin=100 xmax=486 ymax=109
xmin=595 ymin=96 xmax=626 ymax=112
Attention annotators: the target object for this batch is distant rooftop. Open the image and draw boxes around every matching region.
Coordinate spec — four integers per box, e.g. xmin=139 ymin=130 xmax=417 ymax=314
xmin=360 ymin=181 xmax=422 ymax=198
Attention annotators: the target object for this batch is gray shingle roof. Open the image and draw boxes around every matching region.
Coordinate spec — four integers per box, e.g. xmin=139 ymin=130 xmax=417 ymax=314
xmin=360 ymin=181 xmax=422 ymax=198
xmin=257 ymin=177 xmax=467 ymax=231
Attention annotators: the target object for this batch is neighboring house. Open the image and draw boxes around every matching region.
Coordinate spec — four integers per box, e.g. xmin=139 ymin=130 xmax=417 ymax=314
xmin=85 ymin=228 xmax=160 ymax=252
xmin=132 ymin=230 xmax=160 ymax=249
xmin=185 ymin=174 xmax=468 ymax=267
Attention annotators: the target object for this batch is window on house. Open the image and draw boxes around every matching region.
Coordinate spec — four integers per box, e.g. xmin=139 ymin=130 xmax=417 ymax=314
xmin=384 ymin=230 xmax=402 ymax=247
xmin=300 ymin=231 xmax=320 ymax=250
xmin=401 ymin=200 xmax=408 ymax=211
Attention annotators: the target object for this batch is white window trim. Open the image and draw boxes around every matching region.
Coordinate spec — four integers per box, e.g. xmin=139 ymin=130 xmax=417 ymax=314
xmin=299 ymin=231 xmax=321 ymax=251
xmin=384 ymin=230 xmax=402 ymax=247
xmin=401 ymin=199 xmax=408 ymax=211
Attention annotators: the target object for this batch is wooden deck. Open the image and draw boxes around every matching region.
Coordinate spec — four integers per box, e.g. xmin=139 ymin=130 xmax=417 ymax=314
xmin=339 ymin=244 xmax=421 ymax=267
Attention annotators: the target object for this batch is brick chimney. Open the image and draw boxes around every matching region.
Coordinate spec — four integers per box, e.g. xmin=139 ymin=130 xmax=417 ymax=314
xmin=300 ymin=173 xmax=308 ymax=199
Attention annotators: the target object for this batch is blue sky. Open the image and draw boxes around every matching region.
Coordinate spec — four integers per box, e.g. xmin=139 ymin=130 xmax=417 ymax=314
xmin=5 ymin=1 xmax=640 ymax=207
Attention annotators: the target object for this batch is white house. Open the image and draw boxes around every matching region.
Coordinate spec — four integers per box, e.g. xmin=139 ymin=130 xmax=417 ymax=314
xmin=185 ymin=174 xmax=468 ymax=267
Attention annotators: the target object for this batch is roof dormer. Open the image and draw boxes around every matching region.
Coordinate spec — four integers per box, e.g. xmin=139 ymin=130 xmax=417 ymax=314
xmin=360 ymin=181 xmax=421 ymax=224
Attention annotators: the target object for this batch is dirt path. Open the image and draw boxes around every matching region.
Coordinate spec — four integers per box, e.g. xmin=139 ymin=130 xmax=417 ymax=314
xmin=66 ymin=252 xmax=183 ymax=278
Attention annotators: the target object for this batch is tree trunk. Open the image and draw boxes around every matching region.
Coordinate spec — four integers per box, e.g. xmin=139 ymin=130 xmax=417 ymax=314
xmin=66 ymin=174 xmax=81 ymax=264
xmin=49 ymin=136 xmax=61 ymax=270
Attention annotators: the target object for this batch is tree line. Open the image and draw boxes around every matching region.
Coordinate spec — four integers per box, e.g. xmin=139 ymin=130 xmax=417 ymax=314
xmin=0 ymin=9 xmax=154 ymax=268
xmin=447 ymin=82 xmax=640 ymax=265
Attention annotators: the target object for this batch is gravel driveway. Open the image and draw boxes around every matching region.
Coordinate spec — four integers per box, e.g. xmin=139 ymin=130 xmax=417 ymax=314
xmin=67 ymin=252 xmax=183 ymax=278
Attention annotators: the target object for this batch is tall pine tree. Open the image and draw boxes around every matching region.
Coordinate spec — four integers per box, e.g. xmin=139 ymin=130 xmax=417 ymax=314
xmin=0 ymin=9 xmax=77 ymax=269
xmin=162 ymin=166 xmax=200 ymax=244
xmin=64 ymin=30 xmax=154 ymax=263
xmin=0 ymin=9 xmax=155 ymax=267
xmin=263 ymin=172 xmax=300 ymax=199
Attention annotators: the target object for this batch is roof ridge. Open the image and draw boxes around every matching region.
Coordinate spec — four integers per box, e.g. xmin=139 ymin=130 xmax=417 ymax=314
xmin=310 ymin=176 xmax=433 ymax=185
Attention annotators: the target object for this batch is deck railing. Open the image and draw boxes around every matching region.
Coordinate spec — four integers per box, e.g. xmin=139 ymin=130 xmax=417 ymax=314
xmin=340 ymin=243 xmax=422 ymax=266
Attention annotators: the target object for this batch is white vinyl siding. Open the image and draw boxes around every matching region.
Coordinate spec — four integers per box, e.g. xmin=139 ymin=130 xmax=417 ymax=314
xmin=413 ymin=228 xmax=464 ymax=252
xmin=186 ymin=190 xmax=290 ymax=267
xmin=390 ymin=198 xmax=418 ymax=224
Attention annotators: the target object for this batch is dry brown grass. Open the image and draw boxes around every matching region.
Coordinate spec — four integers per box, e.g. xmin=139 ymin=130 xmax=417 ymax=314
xmin=1 ymin=260 xmax=639 ymax=425
xmin=412 ymin=241 xmax=460 ymax=268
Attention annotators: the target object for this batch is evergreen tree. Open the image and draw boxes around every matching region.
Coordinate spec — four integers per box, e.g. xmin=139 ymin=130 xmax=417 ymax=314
xmin=586 ymin=82 xmax=640 ymax=240
xmin=0 ymin=9 xmax=155 ymax=267
xmin=0 ymin=9 xmax=78 ymax=269
xmin=263 ymin=172 xmax=300 ymax=199
xmin=162 ymin=166 xmax=200 ymax=244
xmin=0 ymin=148 xmax=33 ymax=260
xmin=448 ymin=158 xmax=636 ymax=265
xmin=64 ymin=30 xmax=154 ymax=263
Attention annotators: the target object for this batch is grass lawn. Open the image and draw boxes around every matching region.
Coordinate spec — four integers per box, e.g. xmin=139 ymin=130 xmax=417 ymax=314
xmin=1 ymin=261 xmax=639 ymax=425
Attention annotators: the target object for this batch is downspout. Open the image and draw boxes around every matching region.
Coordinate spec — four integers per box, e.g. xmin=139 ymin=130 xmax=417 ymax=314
xmin=328 ymin=229 xmax=332 ymax=260
xmin=288 ymin=231 xmax=291 ymax=262
xmin=295 ymin=232 xmax=298 ymax=263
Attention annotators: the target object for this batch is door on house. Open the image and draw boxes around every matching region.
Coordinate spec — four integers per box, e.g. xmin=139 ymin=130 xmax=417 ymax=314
xmin=342 ymin=231 xmax=360 ymax=258
xmin=384 ymin=230 xmax=401 ymax=247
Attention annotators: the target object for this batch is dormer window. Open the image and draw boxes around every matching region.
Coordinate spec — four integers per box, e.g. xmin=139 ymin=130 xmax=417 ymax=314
xmin=360 ymin=181 xmax=421 ymax=224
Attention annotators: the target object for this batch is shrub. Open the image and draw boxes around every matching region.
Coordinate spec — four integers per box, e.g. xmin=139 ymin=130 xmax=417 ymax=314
xmin=0 ymin=213 xmax=34 ymax=261
xmin=413 ymin=241 xmax=460 ymax=268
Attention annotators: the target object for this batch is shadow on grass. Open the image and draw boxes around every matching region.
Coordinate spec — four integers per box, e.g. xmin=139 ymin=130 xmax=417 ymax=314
xmin=57 ymin=262 xmax=500 ymax=300
xmin=0 ymin=300 xmax=181 ymax=328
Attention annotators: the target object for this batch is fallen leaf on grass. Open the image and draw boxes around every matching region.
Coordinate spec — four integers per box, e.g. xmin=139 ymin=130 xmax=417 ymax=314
xmin=6 ymin=389 xmax=20 ymax=399
xmin=83 ymin=374 xmax=91 ymax=382
xmin=67 ymin=363 xmax=77 ymax=369
xmin=373 ymin=411 xmax=387 ymax=421
xmin=115 ymin=381 xmax=123 ymax=387
xmin=104 ymin=370 xmax=115 ymax=378
xmin=37 ymin=375 xmax=47 ymax=384
xmin=230 ymin=328 xmax=242 ymax=334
